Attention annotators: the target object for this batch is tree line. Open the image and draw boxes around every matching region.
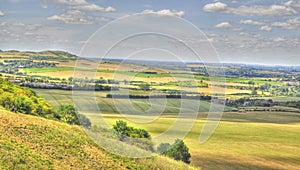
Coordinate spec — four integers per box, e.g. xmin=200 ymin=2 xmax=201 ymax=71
xmin=0 ymin=78 xmax=91 ymax=127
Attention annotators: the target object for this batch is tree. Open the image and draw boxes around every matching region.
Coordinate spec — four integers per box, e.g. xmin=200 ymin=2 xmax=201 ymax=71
xmin=57 ymin=104 xmax=91 ymax=127
xmin=0 ymin=92 xmax=14 ymax=110
xmin=113 ymin=120 xmax=153 ymax=151
xmin=14 ymin=96 xmax=33 ymax=114
xmin=159 ymin=139 xmax=191 ymax=164
xmin=113 ymin=120 xmax=151 ymax=139
xmin=113 ymin=120 xmax=130 ymax=138
xmin=139 ymin=83 xmax=150 ymax=91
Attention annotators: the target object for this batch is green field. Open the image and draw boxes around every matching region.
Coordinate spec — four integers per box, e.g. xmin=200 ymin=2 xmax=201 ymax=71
xmin=97 ymin=70 xmax=172 ymax=78
xmin=257 ymin=96 xmax=300 ymax=102
xmin=35 ymin=89 xmax=236 ymax=113
xmin=23 ymin=67 xmax=75 ymax=73
xmin=224 ymin=77 xmax=284 ymax=85
xmin=35 ymin=89 xmax=300 ymax=170
xmin=88 ymin=112 xmax=300 ymax=169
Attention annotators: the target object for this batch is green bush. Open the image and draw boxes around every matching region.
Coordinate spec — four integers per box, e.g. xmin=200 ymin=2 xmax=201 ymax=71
xmin=113 ymin=120 xmax=151 ymax=139
xmin=0 ymin=78 xmax=55 ymax=117
xmin=14 ymin=96 xmax=33 ymax=114
xmin=112 ymin=120 xmax=153 ymax=151
xmin=158 ymin=139 xmax=191 ymax=164
xmin=57 ymin=104 xmax=91 ymax=127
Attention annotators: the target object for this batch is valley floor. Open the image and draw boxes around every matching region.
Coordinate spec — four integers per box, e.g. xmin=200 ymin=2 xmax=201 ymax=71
xmin=36 ymin=89 xmax=300 ymax=170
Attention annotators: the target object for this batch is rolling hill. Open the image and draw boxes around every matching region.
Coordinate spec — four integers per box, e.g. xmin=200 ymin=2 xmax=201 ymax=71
xmin=0 ymin=109 xmax=198 ymax=170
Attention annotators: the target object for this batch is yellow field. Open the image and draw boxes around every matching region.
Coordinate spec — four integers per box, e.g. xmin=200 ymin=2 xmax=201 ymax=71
xmin=84 ymin=112 xmax=300 ymax=170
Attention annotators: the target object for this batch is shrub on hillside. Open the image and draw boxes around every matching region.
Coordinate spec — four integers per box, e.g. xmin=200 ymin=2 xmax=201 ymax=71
xmin=113 ymin=120 xmax=153 ymax=151
xmin=158 ymin=139 xmax=191 ymax=164
xmin=57 ymin=104 xmax=91 ymax=127
xmin=113 ymin=120 xmax=150 ymax=139
xmin=0 ymin=78 xmax=55 ymax=117
xmin=14 ymin=96 xmax=33 ymax=114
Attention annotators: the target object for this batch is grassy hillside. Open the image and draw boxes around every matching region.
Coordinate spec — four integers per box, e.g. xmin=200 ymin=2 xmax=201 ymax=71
xmin=0 ymin=109 xmax=198 ymax=170
xmin=0 ymin=50 xmax=77 ymax=60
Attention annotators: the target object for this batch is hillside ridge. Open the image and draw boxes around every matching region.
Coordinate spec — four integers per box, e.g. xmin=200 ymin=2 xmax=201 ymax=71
xmin=0 ymin=109 xmax=199 ymax=170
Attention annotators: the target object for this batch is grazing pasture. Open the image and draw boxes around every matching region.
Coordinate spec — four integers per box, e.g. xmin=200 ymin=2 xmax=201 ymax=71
xmin=36 ymin=89 xmax=300 ymax=170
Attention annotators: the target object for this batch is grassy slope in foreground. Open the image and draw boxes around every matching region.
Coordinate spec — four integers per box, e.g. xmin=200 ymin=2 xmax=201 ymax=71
xmin=0 ymin=109 xmax=198 ymax=170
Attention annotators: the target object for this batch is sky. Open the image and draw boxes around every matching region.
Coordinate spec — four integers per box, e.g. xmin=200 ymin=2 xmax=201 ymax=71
xmin=0 ymin=0 xmax=299 ymax=65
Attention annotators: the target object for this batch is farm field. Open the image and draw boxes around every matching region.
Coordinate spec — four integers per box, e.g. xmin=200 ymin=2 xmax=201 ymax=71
xmin=36 ymin=89 xmax=300 ymax=170
xmin=1 ymin=50 xmax=300 ymax=169
xmin=257 ymin=96 xmax=300 ymax=102
xmin=35 ymin=89 xmax=237 ymax=113
xmin=2 ymin=51 xmax=289 ymax=100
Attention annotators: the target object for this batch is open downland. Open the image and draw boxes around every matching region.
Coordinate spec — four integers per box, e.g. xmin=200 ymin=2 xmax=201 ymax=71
xmin=36 ymin=89 xmax=300 ymax=170
xmin=0 ymin=109 xmax=198 ymax=170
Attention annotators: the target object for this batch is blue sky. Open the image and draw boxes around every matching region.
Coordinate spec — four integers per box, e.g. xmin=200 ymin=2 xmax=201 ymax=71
xmin=0 ymin=0 xmax=299 ymax=65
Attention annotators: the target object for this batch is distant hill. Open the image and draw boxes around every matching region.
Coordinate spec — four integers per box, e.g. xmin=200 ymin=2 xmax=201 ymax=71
xmin=0 ymin=50 xmax=78 ymax=60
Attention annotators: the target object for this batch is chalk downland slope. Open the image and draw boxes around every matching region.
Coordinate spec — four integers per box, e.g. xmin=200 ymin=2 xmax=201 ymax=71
xmin=0 ymin=109 xmax=198 ymax=170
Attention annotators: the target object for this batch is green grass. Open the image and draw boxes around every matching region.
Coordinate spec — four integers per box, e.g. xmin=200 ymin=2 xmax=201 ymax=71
xmin=97 ymin=69 xmax=172 ymax=78
xmin=35 ymin=89 xmax=237 ymax=114
xmin=257 ymin=96 xmax=300 ymax=102
xmin=0 ymin=109 xmax=198 ymax=170
xmin=35 ymin=89 xmax=300 ymax=170
xmin=23 ymin=67 xmax=75 ymax=73
xmin=223 ymin=77 xmax=284 ymax=85
xmin=85 ymin=112 xmax=300 ymax=170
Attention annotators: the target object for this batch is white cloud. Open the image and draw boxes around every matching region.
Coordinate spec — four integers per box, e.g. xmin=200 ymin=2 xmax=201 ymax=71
xmin=104 ymin=6 xmax=116 ymax=12
xmin=47 ymin=10 xmax=113 ymax=24
xmin=285 ymin=0 xmax=300 ymax=11
xmin=45 ymin=0 xmax=116 ymax=24
xmin=203 ymin=2 xmax=228 ymax=12
xmin=215 ymin=22 xmax=232 ymax=28
xmin=206 ymin=31 xmax=300 ymax=65
xmin=215 ymin=22 xmax=242 ymax=31
xmin=0 ymin=21 xmax=83 ymax=52
xmin=240 ymin=19 xmax=264 ymax=25
xmin=0 ymin=11 xmax=4 ymax=17
xmin=260 ymin=25 xmax=272 ymax=31
xmin=49 ymin=0 xmax=86 ymax=6
xmin=71 ymin=4 xmax=116 ymax=12
xmin=271 ymin=17 xmax=300 ymax=30
xmin=141 ymin=9 xmax=184 ymax=17
xmin=46 ymin=0 xmax=116 ymax=12
xmin=231 ymin=5 xmax=297 ymax=17
xmin=47 ymin=10 xmax=93 ymax=24
xmin=203 ymin=2 xmax=297 ymax=17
